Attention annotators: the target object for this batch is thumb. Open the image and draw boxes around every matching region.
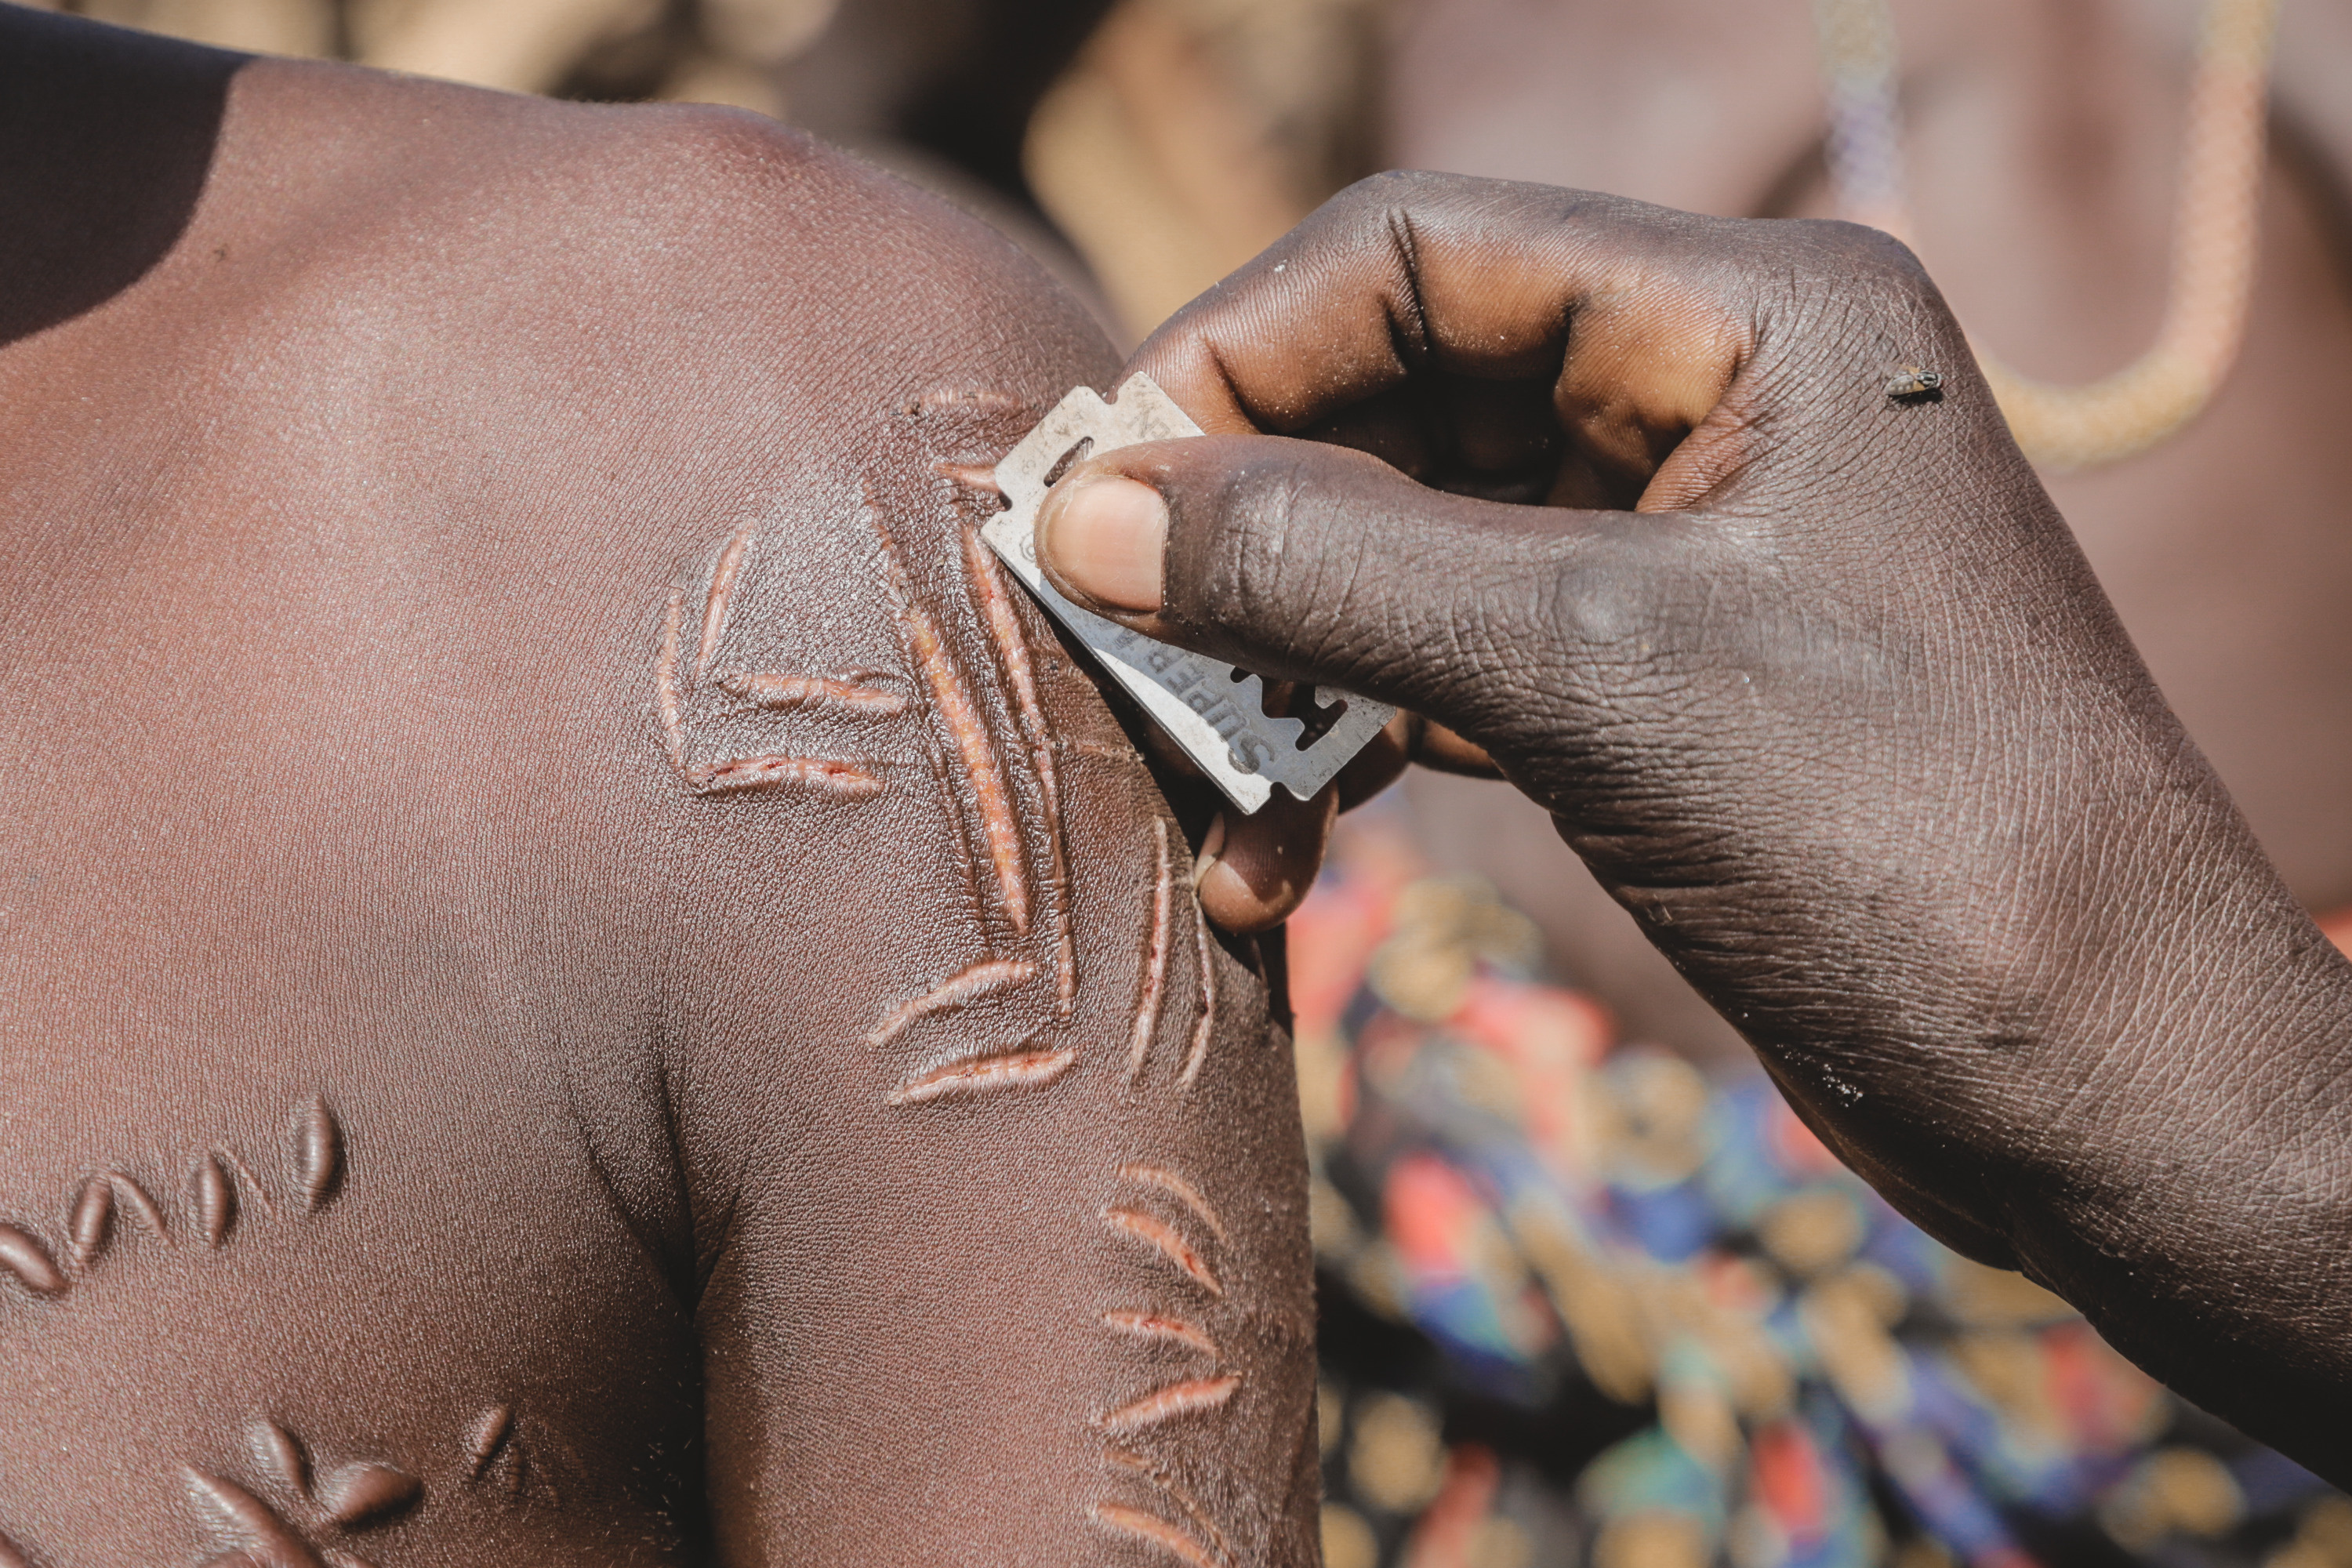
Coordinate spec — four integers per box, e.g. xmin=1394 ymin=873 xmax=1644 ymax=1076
xmin=1033 ymin=433 xmax=1668 ymax=748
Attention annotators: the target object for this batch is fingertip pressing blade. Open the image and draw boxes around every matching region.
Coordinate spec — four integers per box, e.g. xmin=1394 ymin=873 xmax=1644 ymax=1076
xmin=982 ymin=373 xmax=1395 ymax=815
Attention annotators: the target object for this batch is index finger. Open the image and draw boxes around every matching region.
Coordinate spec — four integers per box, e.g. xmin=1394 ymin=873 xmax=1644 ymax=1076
xmin=1127 ymin=172 xmax=1755 ymax=488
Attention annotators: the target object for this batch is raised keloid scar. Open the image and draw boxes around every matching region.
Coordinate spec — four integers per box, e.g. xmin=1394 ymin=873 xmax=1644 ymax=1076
xmin=1127 ymin=819 xmax=1177 ymax=1084
xmin=874 ymin=511 xmax=1031 ymax=936
xmin=1099 ymin=1450 xmax=1236 ymax=1568
xmin=717 ymin=670 xmax=909 ymax=717
xmin=864 ymin=958 xmax=1037 ymax=1051
xmin=0 ymin=1097 xmax=343 ymax=1304
xmin=961 ymin=524 xmax=1076 ymax=1016
xmin=888 ymin=1042 xmax=1080 ymax=1105
xmin=184 ymin=1417 xmax=423 ymax=1568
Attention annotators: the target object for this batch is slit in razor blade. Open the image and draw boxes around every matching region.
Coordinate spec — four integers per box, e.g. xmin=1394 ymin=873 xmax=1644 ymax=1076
xmin=979 ymin=374 xmax=1396 ymax=814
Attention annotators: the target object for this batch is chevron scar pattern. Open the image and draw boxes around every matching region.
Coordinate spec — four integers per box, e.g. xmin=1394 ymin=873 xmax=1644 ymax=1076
xmin=653 ymin=537 xmax=884 ymax=802
xmin=0 ymin=1098 xmax=343 ymax=1305
xmin=186 ymin=1417 xmax=423 ymax=1567
xmin=1091 ymin=1143 xmax=1249 ymax=1563
xmin=855 ymin=468 xmax=1103 ymax=1080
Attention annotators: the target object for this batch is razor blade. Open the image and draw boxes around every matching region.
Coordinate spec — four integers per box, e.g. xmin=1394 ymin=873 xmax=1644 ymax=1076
xmin=983 ymin=374 xmax=1396 ymax=815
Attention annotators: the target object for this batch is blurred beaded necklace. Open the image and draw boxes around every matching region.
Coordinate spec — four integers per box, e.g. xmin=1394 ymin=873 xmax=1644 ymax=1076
xmin=1813 ymin=0 xmax=2281 ymax=470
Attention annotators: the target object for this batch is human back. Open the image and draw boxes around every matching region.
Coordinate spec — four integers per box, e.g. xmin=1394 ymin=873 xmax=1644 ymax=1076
xmin=0 ymin=13 xmax=1317 ymax=1563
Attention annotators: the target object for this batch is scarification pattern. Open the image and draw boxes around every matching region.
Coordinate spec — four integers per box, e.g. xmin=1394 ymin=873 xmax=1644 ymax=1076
xmin=1101 ymin=1310 xmax=1218 ymax=1356
xmin=1128 ymin=820 xmax=1176 ymax=1082
xmin=70 ymin=1171 xmax=170 ymax=1266
xmin=215 ymin=1144 xmax=277 ymax=1218
xmin=1100 ymin=1376 xmax=1243 ymax=1436
xmin=654 ymin=550 xmax=886 ymax=804
xmin=463 ymin=1406 xmax=515 ymax=1481
xmin=657 ymin=586 xmax=692 ymax=778
xmin=290 ymin=1098 xmax=343 ymax=1214
xmin=691 ymin=755 xmax=883 ymax=798
xmin=965 ymin=528 xmax=1078 ymax=1015
xmin=0 ymin=1098 xmax=345 ymax=1309
xmin=1092 ymin=1501 xmax=1223 ymax=1568
xmin=696 ymin=522 xmax=757 ymax=681
xmin=460 ymin=1403 xmax=546 ymax=1502
xmin=1117 ymin=1163 xmax=1229 ymax=1245
xmin=865 ymin=959 xmax=1036 ymax=1050
xmin=875 ymin=514 xmax=1031 ymax=935
xmin=0 ymin=1225 xmax=64 ymax=1297
xmin=252 ymin=1421 xmax=310 ymax=1496
xmin=1105 ymin=1448 xmax=1237 ymax=1568
xmin=1181 ymin=899 xmax=1218 ymax=1088
xmin=1105 ymin=1207 xmax=1221 ymax=1298
xmin=890 ymin=1045 xmax=1079 ymax=1105
xmin=913 ymin=403 xmax=1271 ymax=1563
xmin=717 ymin=670 xmax=907 ymax=717
xmin=187 ymin=1417 xmax=423 ymax=1566
xmin=192 ymin=1153 xmax=238 ymax=1247
xmin=935 ymin=460 xmax=1004 ymax=495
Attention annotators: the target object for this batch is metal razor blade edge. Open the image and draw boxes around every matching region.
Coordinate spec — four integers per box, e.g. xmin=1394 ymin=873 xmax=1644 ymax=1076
xmin=981 ymin=373 xmax=1396 ymax=815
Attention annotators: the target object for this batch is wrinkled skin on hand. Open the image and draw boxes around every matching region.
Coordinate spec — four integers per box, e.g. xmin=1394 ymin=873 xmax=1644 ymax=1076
xmin=1036 ymin=172 xmax=2352 ymax=1483
xmin=0 ymin=12 xmax=1316 ymax=1564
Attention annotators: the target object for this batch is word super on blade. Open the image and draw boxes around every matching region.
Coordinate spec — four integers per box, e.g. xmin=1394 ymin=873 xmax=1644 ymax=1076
xmin=982 ymin=373 xmax=1396 ymax=815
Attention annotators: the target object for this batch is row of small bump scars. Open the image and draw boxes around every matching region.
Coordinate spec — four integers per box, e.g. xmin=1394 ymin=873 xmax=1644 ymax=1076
xmin=0 ymin=1098 xmax=341 ymax=1302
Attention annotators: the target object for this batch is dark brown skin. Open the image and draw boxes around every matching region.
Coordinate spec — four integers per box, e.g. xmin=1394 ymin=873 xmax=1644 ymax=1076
xmin=1035 ymin=172 xmax=2352 ymax=1486
xmin=1377 ymin=0 xmax=2352 ymax=1061
xmin=0 ymin=12 xmax=1316 ymax=1563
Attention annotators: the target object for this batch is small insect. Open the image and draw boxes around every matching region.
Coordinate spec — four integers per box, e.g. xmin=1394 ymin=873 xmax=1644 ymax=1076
xmin=1886 ymin=365 xmax=1944 ymax=399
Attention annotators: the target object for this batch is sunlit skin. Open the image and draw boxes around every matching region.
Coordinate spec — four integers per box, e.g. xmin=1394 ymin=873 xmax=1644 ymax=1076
xmin=0 ymin=11 xmax=1319 ymax=1563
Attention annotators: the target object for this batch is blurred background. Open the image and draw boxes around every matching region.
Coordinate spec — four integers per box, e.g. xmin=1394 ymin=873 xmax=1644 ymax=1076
xmin=29 ymin=0 xmax=2352 ymax=1563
